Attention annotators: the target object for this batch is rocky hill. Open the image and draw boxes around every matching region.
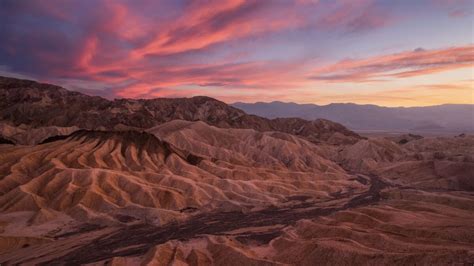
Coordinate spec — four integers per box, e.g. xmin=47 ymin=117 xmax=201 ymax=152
xmin=0 ymin=76 xmax=360 ymax=144
xmin=1 ymin=76 xmax=473 ymax=265
xmin=1 ymin=120 xmax=473 ymax=264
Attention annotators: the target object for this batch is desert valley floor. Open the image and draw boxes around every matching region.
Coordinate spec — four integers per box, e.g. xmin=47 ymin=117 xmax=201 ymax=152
xmin=0 ymin=77 xmax=473 ymax=265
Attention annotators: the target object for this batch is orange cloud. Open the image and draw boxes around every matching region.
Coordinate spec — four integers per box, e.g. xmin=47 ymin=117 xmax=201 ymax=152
xmin=114 ymin=59 xmax=310 ymax=99
xmin=309 ymin=45 xmax=474 ymax=82
xmin=2 ymin=0 xmax=472 ymax=107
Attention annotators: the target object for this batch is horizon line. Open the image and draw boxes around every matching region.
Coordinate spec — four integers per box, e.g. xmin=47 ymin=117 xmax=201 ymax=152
xmin=1 ymin=74 xmax=472 ymax=109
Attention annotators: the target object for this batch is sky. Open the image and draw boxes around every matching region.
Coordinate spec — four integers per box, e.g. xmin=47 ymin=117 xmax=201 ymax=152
xmin=0 ymin=0 xmax=473 ymax=106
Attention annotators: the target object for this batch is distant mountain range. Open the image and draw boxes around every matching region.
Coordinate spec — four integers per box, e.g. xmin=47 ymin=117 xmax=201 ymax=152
xmin=232 ymin=101 xmax=474 ymax=133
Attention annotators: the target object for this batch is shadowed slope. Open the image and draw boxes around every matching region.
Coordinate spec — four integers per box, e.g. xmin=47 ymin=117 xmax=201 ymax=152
xmin=0 ymin=136 xmax=14 ymax=145
xmin=0 ymin=124 xmax=359 ymax=233
xmin=0 ymin=125 xmax=473 ymax=264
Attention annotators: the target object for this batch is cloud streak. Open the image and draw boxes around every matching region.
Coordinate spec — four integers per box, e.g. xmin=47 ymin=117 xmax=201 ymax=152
xmin=309 ymin=45 xmax=474 ymax=82
xmin=0 ymin=0 xmax=472 ymax=105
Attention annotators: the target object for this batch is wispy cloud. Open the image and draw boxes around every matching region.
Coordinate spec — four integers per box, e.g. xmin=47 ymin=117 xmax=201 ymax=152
xmin=315 ymin=0 xmax=393 ymax=33
xmin=309 ymin=45 xmax=474 ymax=82
xmin=0 ymin=0 xmax=472 ymax=105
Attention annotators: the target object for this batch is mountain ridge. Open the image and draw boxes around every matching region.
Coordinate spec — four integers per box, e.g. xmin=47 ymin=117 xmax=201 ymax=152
xmin=232 ymin=101 xmax=474 ymax=133
xmin=1 ymin=76 xmax=474 ymax=264
xmin=0 ymin=76 xmax=361 ymax=144
xmin=233 ymin=100 xmax=472 ymax=108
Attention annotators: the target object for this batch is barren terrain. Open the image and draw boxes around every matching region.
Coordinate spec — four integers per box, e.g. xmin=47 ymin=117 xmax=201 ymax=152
xmin=0 ymin=77 xmax=473 ymax=265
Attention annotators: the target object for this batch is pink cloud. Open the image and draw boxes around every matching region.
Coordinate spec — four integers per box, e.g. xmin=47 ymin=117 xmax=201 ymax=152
xmin=2 ymin=0 xmax=470 ymax=106
xmin=315 ymin=0 xmax=392 ymax=33
xmin=309 ymin=45 xmax=474 ymax=82
xmin=131 ymin=1 xmax=304 ymax=59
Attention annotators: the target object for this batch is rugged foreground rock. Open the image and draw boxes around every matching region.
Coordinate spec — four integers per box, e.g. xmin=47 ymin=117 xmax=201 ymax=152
xmin=1 ymin=123 xmax=473 ymax=265
xmin=0 ymin=77 xmax=473 ymax=265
